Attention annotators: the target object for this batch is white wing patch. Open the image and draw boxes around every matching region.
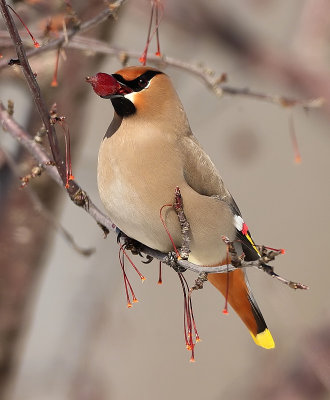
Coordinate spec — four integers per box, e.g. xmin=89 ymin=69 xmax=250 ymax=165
xmin=234 ymin=215 xmax=244 ymax=231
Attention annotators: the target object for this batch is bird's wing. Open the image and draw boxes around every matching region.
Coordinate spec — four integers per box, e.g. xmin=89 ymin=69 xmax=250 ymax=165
xmin=181 ymin=135 xmax=274 ymax=349
xmin=181 ymin=135 xmax=260 ymax=261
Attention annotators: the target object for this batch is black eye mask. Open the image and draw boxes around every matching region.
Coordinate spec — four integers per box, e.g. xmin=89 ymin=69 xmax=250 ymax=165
xmin=112 ymin=70 xmax=163 ymax=92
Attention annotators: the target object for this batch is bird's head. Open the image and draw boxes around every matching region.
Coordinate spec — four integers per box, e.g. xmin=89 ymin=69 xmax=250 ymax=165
xmin=86 ymin=66 xmax=188 ymax=126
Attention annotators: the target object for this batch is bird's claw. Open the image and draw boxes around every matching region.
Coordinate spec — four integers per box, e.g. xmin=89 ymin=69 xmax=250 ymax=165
xmin=167 ymin=251 xmax=186 ymax=273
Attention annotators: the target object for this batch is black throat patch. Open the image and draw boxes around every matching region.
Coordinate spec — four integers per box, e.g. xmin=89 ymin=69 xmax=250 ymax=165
xmin=111 ymin=96 xmax=136 ymax=117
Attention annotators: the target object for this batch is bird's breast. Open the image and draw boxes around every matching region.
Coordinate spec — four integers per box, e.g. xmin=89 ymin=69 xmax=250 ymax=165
xmin=97 ymin=132 xmax=184 ymax=252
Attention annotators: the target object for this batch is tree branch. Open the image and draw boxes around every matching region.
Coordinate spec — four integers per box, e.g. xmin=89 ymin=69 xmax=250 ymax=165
xmin=0 ymin=31 xmax=323 ymax=109
xmin=0 ymin=0 xmax=124 ymax=198
xmin=0 ymin=0 xmax=309 ymax=288
xmin=1 ymin=102 xmax=309 ymax=289
xmin=0 ymin=0 xmax=62 ymax=172
xmin=0 ymin=145 xmax=94 ymax=256
xmin=0 ymin=0 xmax=125 ymax=237
xmin=0 ymin=1 xmax=124 ymax=70
xmin=59 ymin=37 xmax=326 ymax=109
xmin=0 ymin=102 xmax=117 ymax=234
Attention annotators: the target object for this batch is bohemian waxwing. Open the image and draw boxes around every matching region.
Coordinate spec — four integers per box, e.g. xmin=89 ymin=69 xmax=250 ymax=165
xmin=87 ymin=66 xmax=275 ymax=349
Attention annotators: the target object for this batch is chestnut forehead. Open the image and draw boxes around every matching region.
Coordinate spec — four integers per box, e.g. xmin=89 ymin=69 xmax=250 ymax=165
xmin=114 ymin=66 xmax=160 ymax=81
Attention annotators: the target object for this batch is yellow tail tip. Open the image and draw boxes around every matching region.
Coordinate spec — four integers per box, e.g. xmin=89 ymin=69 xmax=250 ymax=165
xmin=250 ymin=329 xmax=275 ymax=349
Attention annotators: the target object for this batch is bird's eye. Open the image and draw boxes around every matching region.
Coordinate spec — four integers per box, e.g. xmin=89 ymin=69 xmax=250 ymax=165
xmin=137 ymin=77 xmax=149 ymax=89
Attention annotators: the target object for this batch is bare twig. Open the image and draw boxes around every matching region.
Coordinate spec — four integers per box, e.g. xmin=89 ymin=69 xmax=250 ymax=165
xmin=190 ymin=272 xmax=208 ymax=293
xmin=20 ymin=162 xmax=53 ymax=188
xmin=0 ymin=100 xmax=308 ymax=287
xmin=0 ymin=102 xmax=117 ymax=234
xmin=0 ymin=30 xmax=323 ymax=109
xmin=59 ymin=37 xmax=324 ymax=109
xmin=222 ymin=236 xmax=309 ymax=290
xmin=0 ymin=0 xmax=124 ymax=198
xmin=0 ymin=2 xmax=124 ymax=70
xmin=1 ymin=0 xmax=63 ymax=179
xmin=0 ymin=102 xmax=62 ymax=183
xmin=0 ymin=0 xmax=124 ymax=232
xmin=0 ymin=146 xmax=94 ymax=256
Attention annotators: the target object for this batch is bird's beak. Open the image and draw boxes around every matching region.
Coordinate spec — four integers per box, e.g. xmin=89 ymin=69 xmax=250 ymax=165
xmin=85 ymin=73 xmax=133 ymax=98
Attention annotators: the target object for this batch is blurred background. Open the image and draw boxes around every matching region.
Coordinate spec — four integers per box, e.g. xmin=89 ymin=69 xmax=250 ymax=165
xmin=1 ymin=0 xmax=330 ymax=399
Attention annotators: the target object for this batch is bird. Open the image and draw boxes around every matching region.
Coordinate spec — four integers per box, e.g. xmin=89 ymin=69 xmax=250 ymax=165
xmin=86 ymin=66 xmax=275 ymax=350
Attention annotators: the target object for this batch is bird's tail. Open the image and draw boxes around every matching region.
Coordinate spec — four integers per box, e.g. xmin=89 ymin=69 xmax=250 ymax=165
xmin=208 ymin=269 xmax=275 ymax=349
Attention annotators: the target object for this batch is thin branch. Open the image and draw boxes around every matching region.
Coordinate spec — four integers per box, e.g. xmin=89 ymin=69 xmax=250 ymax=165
xmin=1 ymin=102 xmax=309 ymax=287
xmin=0 ymin=0 xmax=63 ymax=176
xmin=0 ymin=102 xmax=62 ymax=183
xmin=0 ymin=2 xmax=124 ymax=70
xmin=0 ymin=0 xmax=124 ymax=198
xmin=0 ymin=146 xmax=94 ymax=256
xmin=222 ymin=236 xmax=309 ymax=290
xmin=0 ymin=30 xmax=323 ymax=109
xmin=63 ymin=37 xmax=326 ymax=109
xmin=0 ymin=0 xmax=125 ymax=237
xmin=0 ymin=102 xmax=117 ymax=234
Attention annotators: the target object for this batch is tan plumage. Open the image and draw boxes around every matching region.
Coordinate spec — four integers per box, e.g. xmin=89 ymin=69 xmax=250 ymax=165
xmin=93 ymin=66 xmax=274 ymax=349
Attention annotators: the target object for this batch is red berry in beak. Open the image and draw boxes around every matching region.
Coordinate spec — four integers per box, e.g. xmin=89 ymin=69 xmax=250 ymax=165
xmin=85 ymin=73 xmax=122 ymax=97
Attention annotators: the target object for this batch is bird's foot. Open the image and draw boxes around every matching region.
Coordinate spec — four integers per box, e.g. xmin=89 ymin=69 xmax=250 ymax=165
xmin=167 ymin=251 xmax=187 ymax=273
xmin=118 ymin=233 xmax=154 ymax=264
